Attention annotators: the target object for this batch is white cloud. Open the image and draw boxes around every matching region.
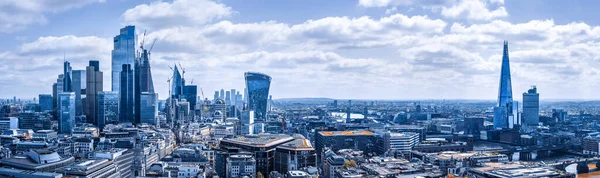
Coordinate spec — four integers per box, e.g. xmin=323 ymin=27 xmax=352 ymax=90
xmin=121 ymin=0 xmax=233 ymax=30
xmin=0 ymin=0 xmax=104 ymax=33
xmin=440 ymin=0 xmax=507 ymax=21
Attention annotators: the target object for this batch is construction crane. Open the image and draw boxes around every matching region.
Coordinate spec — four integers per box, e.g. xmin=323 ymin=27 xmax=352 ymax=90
xmin=178 ymin=62 xmax=185 ymax=79
xmin=148 ymin=39 xmax=157 ymax=58
xmin=140 ymin=30 xmax=147 ymax=50
xmin=200 ymin=88 xmax=205 ymax=100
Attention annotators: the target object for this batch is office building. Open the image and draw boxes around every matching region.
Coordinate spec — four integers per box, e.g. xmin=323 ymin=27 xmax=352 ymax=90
xmin=120 ymin=64 xmax=134 ymax=123
xmin=226 ymin=154 xmax=256 ymax=178
xmin=112 ymin=25 xmax=136 ymax=92
xmin=241 ymin=110 xmax=255 ymax=135
xmin=523 ymin=86 xmax=540 ymax=126
xmin=0 ymin=117 xmax=18 ymax=133
xmin=374 ymin=131 xmax=419 ymax=154
xmin=231 ymin=89 xmax=237 ymax=106
xmin=468 ymin=163 xmax=575 ymax=178
xmin=58 ymin=92 xmax=75 ymax=134
xmin=226 ymin=91 xmax=231 ymax=105
xmin=315 ymin=131 xmax=376 ymax=158
xmin=214 ymin=91 xmax=219 ymax=101
xmin=324 ymin=155 xmax=345 ymax=178
xmin=171 ymin=65 xmax=184 ymax=99
xmin=274 ymin=136 xmax=317 ymax=174
xmin=140 ymin=92 xmax=158 ymax=126
xmin=220 ymin=134 xmax=295 ymax=176
xmin=19 ymin=112 xmax=52 ymax=131
xmin=245 ymin=72 xmax=272 ymax=120
xmin=54 ymin=74 xmax=64 ymax=108
xmin=63 ymin=61 xmax=72 ymax=92
xmin=0 ymin=149 xmax=75 ymax=172
xmin=553 ymin=109 xmax=567 ymax=122
xmin=183 ymin=85 xmax=198 ymax=110
xmin=494 ymin=41 xmax=514 ymax=129
xmin=86 ymin=60 xmax=103 ymax=125
xmin=98 ymin=91 xmax=119 ymax=129
xmin=38 ymin=94 xmax=53 ymax=112
xmin=464 ymin=117 xmax=484 ymax=139
xmin=71 ymin=70 xmax=86 ymax=116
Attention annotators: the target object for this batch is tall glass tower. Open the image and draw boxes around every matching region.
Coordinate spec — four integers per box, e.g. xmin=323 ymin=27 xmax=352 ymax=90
xmin=494 ymin=41 xmax=514 ymax=129
xmin=120 ymin=64 xmax=134 ymax=123
xmin=58 ymin=92 xmax=75 ymax=134
xmin=245 ymin=72 xmax=271 ymax=120
xmin=171 ymin=65 xmax=184 ymax=99
xmin=111 ymin=26 xmax=136 ymax=92
xmin=63 ymin=61 xmax=72 ymax=92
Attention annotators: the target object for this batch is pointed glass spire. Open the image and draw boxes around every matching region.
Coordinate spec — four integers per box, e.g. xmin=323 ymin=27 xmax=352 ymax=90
xmin=498 ymin=40 xmax=513 ymax=107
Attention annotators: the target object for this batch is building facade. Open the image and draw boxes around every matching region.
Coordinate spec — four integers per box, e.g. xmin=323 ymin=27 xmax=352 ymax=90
xmin=112 ymin=25 xmax=136 ymax=92
xmin=245 ymin=72 xmax=271 ymax=121
xmin=522 ymin=86 xmax=540 ymax=126
xmin=58 ymin=92 xmax=75 ymax=134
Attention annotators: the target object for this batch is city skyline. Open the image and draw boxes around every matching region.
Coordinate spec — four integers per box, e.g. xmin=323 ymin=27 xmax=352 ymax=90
xmin=3 ymin=0 xmax=600 ymax=100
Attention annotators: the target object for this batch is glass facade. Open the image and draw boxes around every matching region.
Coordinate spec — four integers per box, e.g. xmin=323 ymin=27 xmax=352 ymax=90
xmin=245 ymin=72 xmax=271 ymax=120
xmin=120 ymin=64 xmax=134 ymax=123
xmin=140 ymin=92 xmax=158 ymax=126
xmin=59 ymin=92 xmax=75 ymax=134
xmin=494 ymin=41 xmax=513 ymax=129
xmin=98 ymin=91 xmax=119 ymax=129
xmin=63 ymin=61 xmax=72 ymax=92
xmin=522 ymin=86 xmax=539 ymax=126
xmin=171 ymin=66 xmax=184 ymax=99
xmin=38 ymin=94 xmax=53 ymax=112
xmin=72 ymin=70 xmax=86 ymax=116
xmin=111 ymin=26 xmax=136 ymax=92
xmin=183 ymin=85 xmax=197 ymax=110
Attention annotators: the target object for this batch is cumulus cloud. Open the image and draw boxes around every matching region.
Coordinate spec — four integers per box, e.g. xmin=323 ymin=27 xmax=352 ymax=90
xmin=121 ymin=0 xmax=233 ymax=30
xmin=0 ymin=0 xmax=105 ymax=33
xmin=359 ymin=0 xmax=507 ymax=21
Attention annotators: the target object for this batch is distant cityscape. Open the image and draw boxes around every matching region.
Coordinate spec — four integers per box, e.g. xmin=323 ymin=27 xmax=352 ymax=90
xmin=5 ymin=3 xmax=600 ymax=176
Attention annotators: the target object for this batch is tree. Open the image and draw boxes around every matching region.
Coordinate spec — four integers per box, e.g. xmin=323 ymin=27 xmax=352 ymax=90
xmin=343 ymin=160 xmax=357 ymax=168
xmin=257 ymin=172 xmax=264 ymax=178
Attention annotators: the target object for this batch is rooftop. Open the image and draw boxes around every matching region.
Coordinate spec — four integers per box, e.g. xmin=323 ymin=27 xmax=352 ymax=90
xmin=277 ymin=138 xmax=314 ymax=151
xmin=318 ymin=130 xmax=374 ymax=136
xmin=472 ymin=163 xmax=572 ymax=178
xmin=221 ymin=134 xmax=294 ymax=148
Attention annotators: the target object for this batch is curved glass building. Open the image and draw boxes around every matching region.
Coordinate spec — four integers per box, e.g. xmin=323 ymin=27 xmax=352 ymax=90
xmin=245 ymin=72 xmax=271 ymax=120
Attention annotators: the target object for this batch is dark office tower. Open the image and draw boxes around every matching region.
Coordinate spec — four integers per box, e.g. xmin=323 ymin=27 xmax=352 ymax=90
xmin=138 ymin=49 xmax=154 ymax=93
xmin=51 ymin=83 xmax=57 ymax=111
xmin=39 ymin=94 xmax=53 ymax=112
xmin=522 ymin=86 xmax=539 ymax=126
xmin=134 ymin=59 xmax=141 ymax=124
xmin=136 ymin=49 xmax=157 ymax=125
xmin=183 ymin=85 xmax=198 ymax=110
xmin=231 ymin=89 xmax=236 ymax=105
xmin=112 ymin=25 xmax=136 ymax=92
xmin=72 ymin=70 xmax=86 ymax=116
xmin=245 ymin=72 xmax=271 ymax=120
xmin=214 ymin=91 xmax=219 ymax=101
xmin=225 ymin=91 xmax=231 ymax=105
xmin=63 ymin=61 xmax=72 ymax=92
xmin=86 ymin=60 xmax=103 ymax=125
xmin=494 ymin=41 xmax=513 ymax=129
xmin=464 ymin=117 xmax=484 ymax=139
xmin=220 ymin=89 xmax=225 ymax=99
xmin=171 ymin=65 xmax=184 ymax=99
xmin=98 ymin=91 xmax=119 ymax=129
xmin=120 ymin=64 xmax=134 ymax=123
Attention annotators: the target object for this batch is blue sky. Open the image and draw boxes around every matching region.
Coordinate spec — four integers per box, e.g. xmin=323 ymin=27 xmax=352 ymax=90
xmin=2 ymin=0 xmax=600 ymax=100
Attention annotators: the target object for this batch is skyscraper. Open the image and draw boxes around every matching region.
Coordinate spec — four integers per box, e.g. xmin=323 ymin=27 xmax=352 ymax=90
xmin=225 ymin=91 xmax=231 ymax=105
xmin=214 ymin=91 xmax=220 ymax=101
xmin=245 ymin=72 xmax=271 ymax=120
xmin=171 ymin=65 xmax=184 ymax=99
xmin=58 ymin=92 xmax=75 ymax=134
xmin=72 ymin=70 xmax=86 ymax=116
xmin=494 ymin=41 xmax=514 ymax=129
xmin=63 ymin=61 xmax=72 ymax=92
xmin=38 ymin=94 xmax=53 ymax=112
xmin=112 ymin=26 xmax=136 ymax=92
xmin=56 ymin=74 xmax=64 ymax=108
xmin=523 ymin=86 xmax=539 ymax=126
xmin=120 ymin=64 xmax=134 ymax=123
xmin=183 ymin=85 xmax=198 ymax=110
xmin=231 ymin=89 xmax=236 ymax=106
xmin=136 ymin=49 xmax=157 ymax=125
xmin=140 ymin=92 xmax=158 ymax=126
xmin=86 ymin=61 xmax=103 ymax=125
xmin=98 ymin=91 xmax=119 ymax=129
xmin=220 ymin=89 xmax=225 ymax=99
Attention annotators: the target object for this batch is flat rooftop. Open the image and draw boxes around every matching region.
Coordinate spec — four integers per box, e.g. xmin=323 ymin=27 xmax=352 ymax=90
xmin=318 ymin=130 xmax=374 ymax=136
xmin=277 ymin=138 xmax=314 ymax=151
xmin=221 ymin=134 xmax=294 ymax=147
xmin=472 ymin=163 xmax=570 ymax=178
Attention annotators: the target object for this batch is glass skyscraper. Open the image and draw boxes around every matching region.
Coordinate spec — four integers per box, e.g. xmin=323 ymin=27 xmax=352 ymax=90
xmin=86 ymin=61 xmax=103 ymax=125
xmin=38 ymin=94 xmax=53 ymax=112
xmin=111 ymin=25 xmax=136 ymax=92
xmin=58 ymin=92 xmax=75 ymax=134
xmin=63 ymin=61 xmax=72 ymax=92
xmin=140 ymin=92 xmax=158 ymax=126
xmin=98 ymin=91 xmax=119 ymax=129
xmin=183 ymin=85 xmax=197 ymax=110
xmin=245 ymin=72 xmax=271 ymax=120
xmin=171 ymin=65 xmax=184 ymax=99
xmin=494 ymin=41 xmax=514 ymax=129
xmin=72 ymin=70 xmax=86 ymax=116
xmin=120 ymin=64 xmax=134 ymax=123
xmin=522 ymin=86 xmax=539 ymax=126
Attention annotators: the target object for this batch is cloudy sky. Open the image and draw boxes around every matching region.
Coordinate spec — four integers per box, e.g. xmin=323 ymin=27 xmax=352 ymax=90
xmin=1 ymin=0 xmax=600 ymax=100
